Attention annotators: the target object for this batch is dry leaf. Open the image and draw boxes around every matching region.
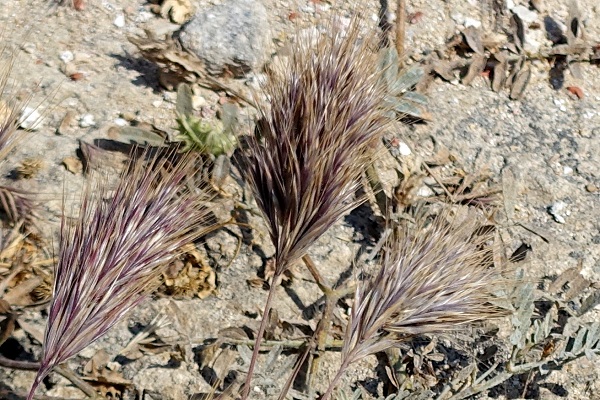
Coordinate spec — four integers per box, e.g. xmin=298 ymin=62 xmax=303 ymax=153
xmin=17 ymin=158 xmax=44 ymax=179
xmin=161 ymin=245 xmax=217 ymax=299
xmin=159 ymin=0 xmax=195 ymax=24
xmin=510 ymin=13 xmax=525 ymax=53
xmin=62 ymin=156 xmax=83 ymax=175
xmin=509 ymin=66 xmax=531 ymax=99
xmin=462 ymin=27 xmax=484 ymax=55
xmin=462 ymin=54 xmax=487 ymax=85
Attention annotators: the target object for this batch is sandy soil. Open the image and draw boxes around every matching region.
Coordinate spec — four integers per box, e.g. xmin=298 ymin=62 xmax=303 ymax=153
xmin=0 ymin=0 xmax=599 ymax=399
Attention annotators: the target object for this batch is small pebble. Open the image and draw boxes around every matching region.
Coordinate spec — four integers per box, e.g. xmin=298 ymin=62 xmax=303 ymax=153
xmin=113 ymin=14 xmax=125 ymax=28
xmin=152 ymin=100 xmax=163 ymax=108
xmin=19 ymin=107 xmax=43 ymax=130
xmin=563 ymin=166 xmax=573 ymax=175
xmin=192 ymin=95 xmax=208 ymax=110
xmin=59 ymin=50 xmax=74 ymax=63
xmin=398 ymin=141 xmax=412 ymax=156
xmin=464 ymin=17 xmax=482 ymax=29
xmin=586 ymin=184 xmax=598 ymax=193
xmin=114 ymin=118 xmax=128 ymax=126
xmin=417 ymin=186 xmax=435 ymax=197
xmin=79 ymin=114 xmax=96 ymax=128
xmin=22 ymin=42 xmax=36 ymax=54
xmin=121 ymin=112 xmax=137 ymax=121
xmin=548 ymin=202 xmax=568 ymax=224
xmin=511 ymin=5 xmax=538 ymax=24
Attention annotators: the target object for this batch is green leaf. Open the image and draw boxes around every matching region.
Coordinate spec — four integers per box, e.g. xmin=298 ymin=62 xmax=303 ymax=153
xmin=117 ymin=126 xmax=167 ymax=146
xmin=176 ymin=83 xmax=194 ymax=117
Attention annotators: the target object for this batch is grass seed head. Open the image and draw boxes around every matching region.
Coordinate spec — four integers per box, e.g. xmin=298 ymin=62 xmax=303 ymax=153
xmin=241 ymin=17 xmax=391 ymax=273
xmin=341 ymin=209 xmax=511 ymax=366
xmin=27 ymin=151 xmax=216 ymax=399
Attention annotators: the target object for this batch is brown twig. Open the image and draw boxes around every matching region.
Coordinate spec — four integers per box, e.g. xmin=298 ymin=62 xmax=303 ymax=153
xmin=395 ymin=0 xmax=406 ymax=65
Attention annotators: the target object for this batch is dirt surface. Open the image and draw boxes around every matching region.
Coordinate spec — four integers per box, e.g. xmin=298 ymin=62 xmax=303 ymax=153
xmin=0 ymin=0 xmax=599 ymax=399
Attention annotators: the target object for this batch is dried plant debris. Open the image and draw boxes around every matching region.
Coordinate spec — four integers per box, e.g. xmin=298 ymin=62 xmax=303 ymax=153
xmin=16 ymin=158 xmax=44 ymax=179
xmin=160 ymin=243 xmax=218 ymax=299
xmin=82 ymin=349 xmax=133 ymax=398
xmin=151 ymin=0 xmax=195 ymax=24
xmin=0 ymin=185 xmax=37 ymax=224
xmin=0 ymin=233 xmax=53 ymax=309
xmin=419 ymin=0 xmax=597 ymax=99
xmin=128 ymin=33 xmax=254 ymax=105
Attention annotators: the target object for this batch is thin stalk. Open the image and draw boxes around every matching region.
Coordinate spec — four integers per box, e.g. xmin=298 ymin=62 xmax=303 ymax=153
xmin=241 ymin=273 xmax=282 ymax=400
xmin=395 ymin=0 xmax=406 ymax=64
xmin=321 ymin=356 xmax=352 ymax=400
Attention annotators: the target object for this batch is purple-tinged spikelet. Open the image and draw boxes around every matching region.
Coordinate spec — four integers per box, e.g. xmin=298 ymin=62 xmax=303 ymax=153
xmin=27 ymin=152 xmax=215 ymax=399
xmin=322 ymin=209 xmax=511 ymax=399
xmin=243 ymin=18 xmax=390 ymax=276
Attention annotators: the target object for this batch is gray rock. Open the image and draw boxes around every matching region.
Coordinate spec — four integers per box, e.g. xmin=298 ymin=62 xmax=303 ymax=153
xmin=179 ymin=0 xmax=270 ymax=77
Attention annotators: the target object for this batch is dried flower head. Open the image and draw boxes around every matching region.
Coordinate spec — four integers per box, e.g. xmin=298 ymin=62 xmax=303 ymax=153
xmin=323 ymin=208 xmax=511 ymax=399
xmin=242 ymin=18 xmax=390 ymax=273
xmin=0 ymin=49 xmax=27 ymax=161
xmin=27 ymin=151 xmax=216 ymax=399
xmin=0 ymin=185 xmax=37 ymax=224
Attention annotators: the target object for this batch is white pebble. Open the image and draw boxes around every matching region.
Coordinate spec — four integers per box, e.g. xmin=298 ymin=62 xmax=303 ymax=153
xmin=417 ymin=186 xmax=435 ymax=197
xmin=451 ymin=13 xmax=465 ymax=25
xmin=563 ymin=166 xmax=573 ymax=175
xmin=464 ymin=18 xmax=482 ymax=29
xmin=398 ymin=141 xmax=412 ymax=156
xmin=113 ymin=14 xmax=125 ymax=28
xmin=114 ymin=118 xmax=128 ymax=126
xmin=19 ymin=107 xmax=43 ymax=130
xmin=59 ymin=50 xmax=74 ymax=63
xmin=511 ymin=5 xmax=538 ymax=24
xmin=548 ymin=202 xmax=568 ymax=224
xmin=79 ymin=114 xmax=96 ymax=128
xmin=152 ymin=100 xmax=163 ymax=108
xmin=192 ymin=95 xmax=208 ymax=110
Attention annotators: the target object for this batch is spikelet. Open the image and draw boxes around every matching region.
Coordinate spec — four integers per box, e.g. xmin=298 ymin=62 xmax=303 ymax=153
xmin=322 ymin=209 xmax=511 ymax=399
xmin=27 ymin=151 xmax=216 ymax=399
xmin=242 ymin=17 xmax=390 ymax=274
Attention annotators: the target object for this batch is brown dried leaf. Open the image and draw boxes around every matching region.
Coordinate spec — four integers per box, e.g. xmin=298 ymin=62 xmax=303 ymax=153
xmin=510 ymin=13 xmax=525 ymax=53
xmin=462 ymin=54 xmax=487 ymax=85
xmin=433 ymin=61 xmax=456 ymax=81
xmin=564 ymin=274 xmax=591 ymax=301
xmin=509 ymin=65 xmax=532 ymax=99
xmin=62 ymin=156 xmax=83 ymax=175
xmin=492 ymin=52 xmax=508 ymax=92
xmin=247 ymin=277 xmax=267 ymax=289
xmin=3 ymin=276 xmax=42 ymax=306
xmin=462 ymin=27 xmax=484 ymax=55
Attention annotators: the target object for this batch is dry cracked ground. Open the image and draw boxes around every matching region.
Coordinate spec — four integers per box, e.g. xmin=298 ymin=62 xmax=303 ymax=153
xmin=0 ymin=0 xmax=599 ymax=399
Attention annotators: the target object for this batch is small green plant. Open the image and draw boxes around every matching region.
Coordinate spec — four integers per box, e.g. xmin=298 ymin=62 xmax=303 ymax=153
xmin=175 ymin=83 xmax=237 ymax=157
